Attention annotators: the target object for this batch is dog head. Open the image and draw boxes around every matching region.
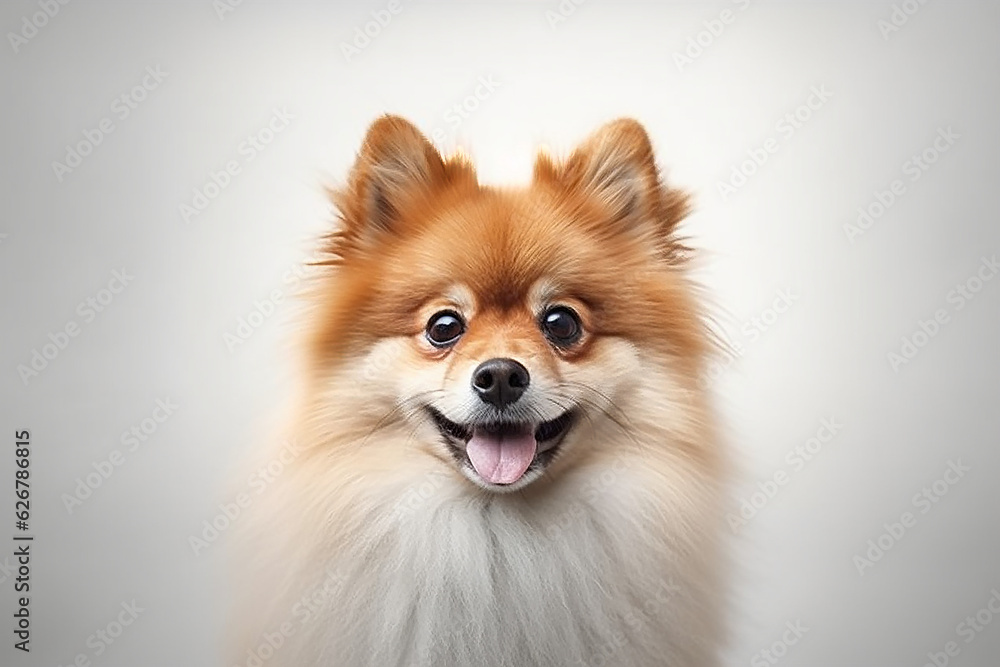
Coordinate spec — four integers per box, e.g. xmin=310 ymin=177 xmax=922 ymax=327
xmin=308 ymin=116 xmax=710 ymax=492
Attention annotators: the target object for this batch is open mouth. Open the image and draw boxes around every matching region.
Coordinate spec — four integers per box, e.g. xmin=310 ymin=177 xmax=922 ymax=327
xmin=428 ymin=407 xmax=576 ymax=487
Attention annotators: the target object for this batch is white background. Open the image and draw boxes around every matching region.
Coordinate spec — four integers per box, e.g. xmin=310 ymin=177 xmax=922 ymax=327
xmin=1 ymin=1 xmax=999 ymax=666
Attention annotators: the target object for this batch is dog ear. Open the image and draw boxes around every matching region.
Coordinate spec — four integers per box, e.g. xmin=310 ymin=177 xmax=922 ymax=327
xmin=535 ymin=119 xmax=690 ymax=254
xmin=334 ymin=115 xmax=446 ymax=248
xmin=560 ymin=118 xmax=660 ymax=224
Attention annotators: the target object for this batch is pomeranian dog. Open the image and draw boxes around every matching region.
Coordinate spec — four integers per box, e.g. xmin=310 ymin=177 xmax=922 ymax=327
xmin=230 ymin=116 xmax=725 ymax=667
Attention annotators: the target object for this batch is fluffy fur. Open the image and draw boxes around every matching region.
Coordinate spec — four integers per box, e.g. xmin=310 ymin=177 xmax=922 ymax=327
xmin=230 ymin=116 xmax=726 ymax=667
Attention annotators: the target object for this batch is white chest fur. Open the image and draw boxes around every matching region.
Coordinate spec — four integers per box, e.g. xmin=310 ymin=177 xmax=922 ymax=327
xmin=268 ymin=463 xmax=721 ymax=667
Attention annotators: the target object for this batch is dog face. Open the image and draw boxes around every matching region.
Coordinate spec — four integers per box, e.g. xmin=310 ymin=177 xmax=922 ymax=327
xmin=309 ymin=116 xmax=709 ymax=492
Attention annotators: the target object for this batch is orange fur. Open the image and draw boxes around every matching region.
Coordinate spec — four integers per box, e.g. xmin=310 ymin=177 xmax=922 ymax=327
xmin=231 ymin=116 xmax=726 ymax=667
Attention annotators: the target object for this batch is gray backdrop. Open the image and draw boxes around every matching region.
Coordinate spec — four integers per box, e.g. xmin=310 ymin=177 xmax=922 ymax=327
xmin=1 ymin=1 xmax=998 ymax=666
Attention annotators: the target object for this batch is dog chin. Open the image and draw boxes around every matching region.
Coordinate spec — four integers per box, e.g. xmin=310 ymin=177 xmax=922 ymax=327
xmin=427 ymin=406 xmax=576 ymax=492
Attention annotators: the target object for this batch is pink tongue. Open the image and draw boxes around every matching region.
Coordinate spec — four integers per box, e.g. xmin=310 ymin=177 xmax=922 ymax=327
xmin=466 ymin=429 xmax=537 ymax=485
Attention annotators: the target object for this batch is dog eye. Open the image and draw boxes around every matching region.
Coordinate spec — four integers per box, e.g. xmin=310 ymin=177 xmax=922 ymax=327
xmin=541 ymin=306 xmax=582 ymax=347
xmin=426 ymin=311 xmax=465 ymax=347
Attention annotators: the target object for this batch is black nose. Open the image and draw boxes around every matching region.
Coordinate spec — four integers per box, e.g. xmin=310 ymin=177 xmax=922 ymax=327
xmin=471 ymin=358 xmax=530 ymax=409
